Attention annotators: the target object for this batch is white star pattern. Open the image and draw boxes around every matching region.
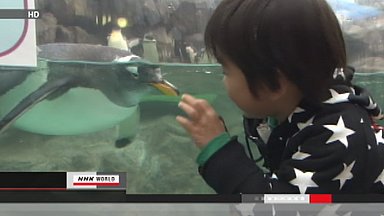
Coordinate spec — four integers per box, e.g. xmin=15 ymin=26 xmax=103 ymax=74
xmin=297 ymin=116 xmax=314 ymax=130
xmin=234 ymin=203 xmax=256 ymax=216
xmin=360 ymin=118 xmax=364 ymax=123
xmin=288 ymin=107 xmax=305 ymax=122
xmin=374 ymin=169 xmax=384 ymax=185
xmin=289 ymin=168 xmax=318 ymax=194
xmin=292 ymin=147 xmax=311 ymax=160
xmin=324 ymin=89 xmax=350 ymax=104
xmin=332 ymin=161 xmax=355 ymax=190
xmin=323 ymin=116 xmax=355 ymax=148
xmin=366 ymin=96 xmax=377 ymax=110
xmin=268 ymin=173 xmax=278 ymax=189
xmin=271 ymin=173 xmax=278 ymax=179
xmin=375 ymin=130 xmax=384 ymax=145
xmin=350 ymin=87 xmax=356 ymax=95
xmin=317 ymin=204 xmax=342 ymax=216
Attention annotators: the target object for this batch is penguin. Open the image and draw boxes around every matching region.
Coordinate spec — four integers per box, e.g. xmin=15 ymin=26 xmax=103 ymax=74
xmin=185 ymin=45 xmax=197 ymax=63
xmin=0 ymin=43 xmax=179 ymax=147
xmin=142 ymin=33 xmax=160 ymax=63
xmin=107 ymin=25 xmax=129 ymax=51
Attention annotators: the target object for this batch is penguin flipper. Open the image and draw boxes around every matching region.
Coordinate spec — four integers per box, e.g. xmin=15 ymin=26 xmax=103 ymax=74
xmin=0 ymin=77 xmax=74 ymax=134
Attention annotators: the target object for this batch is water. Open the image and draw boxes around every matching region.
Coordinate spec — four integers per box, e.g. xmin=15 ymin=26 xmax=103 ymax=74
xmin=1 ymin=61 xmax=384 ymax=194
xmin=354 ymin=72 xmax=384 ymax=125
xmin=0 ymin=64 xmax=243 ymax=194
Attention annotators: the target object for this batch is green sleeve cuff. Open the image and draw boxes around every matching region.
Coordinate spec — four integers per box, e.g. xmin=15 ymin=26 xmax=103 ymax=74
xmin=196 ymin=132 xmax=231 ymax=166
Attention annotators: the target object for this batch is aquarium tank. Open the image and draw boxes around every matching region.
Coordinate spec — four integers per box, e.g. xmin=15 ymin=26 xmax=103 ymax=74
xmin=0 ymin=0 xmax=383 ymax=194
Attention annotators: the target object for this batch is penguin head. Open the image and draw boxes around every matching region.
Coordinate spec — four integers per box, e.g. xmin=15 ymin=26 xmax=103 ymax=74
xmin=137 ymin=66 xmax=162 ymax=83
xmin=119 ymin=65 xmax=179 ymax=96
xmin=115 ymin=56 xmax=179 ymax=96
xmin=136 ymin=65 xmax=179 ymax=96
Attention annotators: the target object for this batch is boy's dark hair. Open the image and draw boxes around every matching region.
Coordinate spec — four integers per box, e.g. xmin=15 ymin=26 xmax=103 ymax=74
xmin=205 ymin=0 xmax=346 ymax=102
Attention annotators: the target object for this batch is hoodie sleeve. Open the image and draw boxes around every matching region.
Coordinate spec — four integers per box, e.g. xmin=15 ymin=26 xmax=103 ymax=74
xmin=199 ymin=138 xmax=272 ymax=194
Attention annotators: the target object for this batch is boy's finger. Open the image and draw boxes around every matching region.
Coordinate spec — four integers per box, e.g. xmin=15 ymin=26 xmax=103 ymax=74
xmin=180 ymin=94 xmax=196 ymax=104
xmin=178 ymin=101 xmax=199 ymax=120
xmin=176 ymin=115 xmax=194 ymax=133
xmin=181 ymin=94 xmax=211 ymax=113
xmin=195 ymin=99 xmax=215 ymax=113
xmin=181 ymin=94 xmax=204 ymax=111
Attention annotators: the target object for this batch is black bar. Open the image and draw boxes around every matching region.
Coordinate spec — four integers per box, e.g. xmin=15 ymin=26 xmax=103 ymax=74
xmin=333 ymin=194 xmax=384 ymax=203
xmin=0 ymin=191 xmax=240 ymax=203
xmin=124 ymin=194 xmax=241 ymax=203
xmin=0 ymin=9 xmax=40 ymax=19
xmin=0 ymin=191 xmax=124 ymax=202
xmin=0 ymin=172 xmax=66 ymax=188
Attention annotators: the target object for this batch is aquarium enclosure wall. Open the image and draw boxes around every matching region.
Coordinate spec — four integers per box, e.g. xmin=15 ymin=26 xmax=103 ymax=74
xmin=0 ymin=0 xmax=383 ymax=194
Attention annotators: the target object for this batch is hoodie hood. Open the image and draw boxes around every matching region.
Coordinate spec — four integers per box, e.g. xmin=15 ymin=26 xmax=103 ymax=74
xmin=323 ymin=84 xmax=383 ymax=120
xmin=324 ymin=66 xmax=383 ymax=120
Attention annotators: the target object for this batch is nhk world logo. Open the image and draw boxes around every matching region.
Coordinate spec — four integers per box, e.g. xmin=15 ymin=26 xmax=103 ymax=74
xmin=74 ymin=175 xmax=119 ymax=186
xmin=67 ymin=172 xmax=126 ymax=190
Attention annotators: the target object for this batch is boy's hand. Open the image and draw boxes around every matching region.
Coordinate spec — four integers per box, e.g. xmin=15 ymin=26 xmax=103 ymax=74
xmin=176 ymin=94 xmax=227 ymax=149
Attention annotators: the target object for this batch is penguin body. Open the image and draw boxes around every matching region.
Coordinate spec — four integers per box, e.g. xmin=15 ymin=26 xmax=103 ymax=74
xmin=0 ymin=43 xmax=178 ymax=137
xmin=107 ymin=28 xmax=129 ymax=51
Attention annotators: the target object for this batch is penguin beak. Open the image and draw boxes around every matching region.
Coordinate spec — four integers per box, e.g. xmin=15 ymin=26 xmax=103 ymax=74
xmin=150 ymin=80 xmax=179 ymax=96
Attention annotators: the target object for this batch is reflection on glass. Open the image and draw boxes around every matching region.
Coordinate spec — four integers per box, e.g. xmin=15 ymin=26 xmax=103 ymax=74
xmin=327 ymin=0 xmax=384 ymax=73
xmin=0 ymin=0 xmax=383 ymax=195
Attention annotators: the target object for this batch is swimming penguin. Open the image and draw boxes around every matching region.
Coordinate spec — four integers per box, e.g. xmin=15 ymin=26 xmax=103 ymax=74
xmin=107 ymin=25 xmax=129 ymax=51
xmin=0 ymin=43 xmax=179 ymax=147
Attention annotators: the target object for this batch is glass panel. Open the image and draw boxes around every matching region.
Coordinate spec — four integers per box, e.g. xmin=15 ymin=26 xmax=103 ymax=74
xmin=0 ymin=0 xmax=383 ymax=195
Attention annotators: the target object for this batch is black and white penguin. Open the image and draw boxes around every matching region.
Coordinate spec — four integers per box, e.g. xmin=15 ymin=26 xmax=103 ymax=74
xmin=0 ymin=43 xmax=179 ymax=147
xmin=107 ymin=25 xmax=129 ymax=51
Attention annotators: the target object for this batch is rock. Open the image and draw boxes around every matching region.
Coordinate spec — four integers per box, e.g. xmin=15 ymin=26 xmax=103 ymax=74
xmin=44 ymin=0 xmax=76 ymax=25
xmin=36 ymin=13 xmax=58 ymax=44
xmin=72 ymin=26 xmax=103 ymax=44
xmin=55 ymin=26 xmax=103 ymax=44
xmin=353 ymin=57 xmax=384 ymax=72
xmin=143 ymin=0 xmax=162 ymax=26
xmin=34 ymin=0 xmax=220 ymax=62
xmin=170 ymin=1 xmax=211 ymax=35
xmin=56 ymin=25 xmax=76 ymax=43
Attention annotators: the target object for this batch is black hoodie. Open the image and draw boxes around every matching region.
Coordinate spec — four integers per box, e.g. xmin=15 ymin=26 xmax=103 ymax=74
xmin=199 ymin=74 xmax=384 ymax=194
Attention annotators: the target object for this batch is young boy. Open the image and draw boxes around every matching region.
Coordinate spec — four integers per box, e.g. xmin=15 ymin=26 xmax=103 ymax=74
xmin=176 ymin=0 xmax=384 ymax=194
